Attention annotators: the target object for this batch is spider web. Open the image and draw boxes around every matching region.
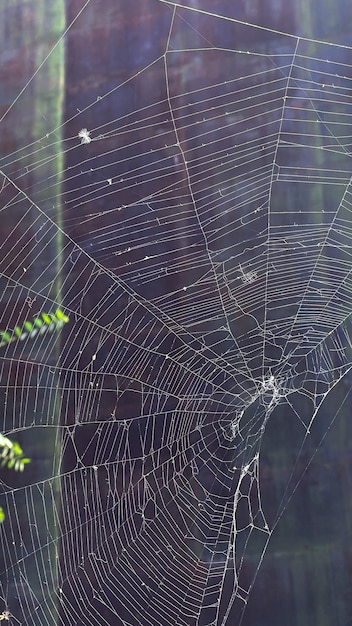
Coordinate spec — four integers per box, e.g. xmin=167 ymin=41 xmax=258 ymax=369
xmin=0 ymin=1 xmax=352 ymax=624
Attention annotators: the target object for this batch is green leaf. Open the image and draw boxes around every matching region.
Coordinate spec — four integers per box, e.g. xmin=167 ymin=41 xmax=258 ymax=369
xmin=41 ymin=313 xmax=51 ymax=325
xmin=0 ymin=434 xmax=12 ymax=448
xmin=0 ymin=331 xmax=12 ymax=343
xmin=56 ymin=309 xmax=70 ymax=323
xmin=0 ymin=507 xmax=5 ymax=523
xmin=12 ymin=442 xmax=23 ymax=456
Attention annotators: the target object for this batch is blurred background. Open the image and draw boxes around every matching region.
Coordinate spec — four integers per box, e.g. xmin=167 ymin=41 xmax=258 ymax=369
xmin=0 ymin=1 xmax=352 ymax=625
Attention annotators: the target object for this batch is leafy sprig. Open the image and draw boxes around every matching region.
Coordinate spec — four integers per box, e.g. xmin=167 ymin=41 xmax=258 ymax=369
xmin=0 ymin=309 xmax=68 ymax=521
xmin=0 ymin=434 xmax=31 ymax=523
xmin=0 ymin=434 xmax=30 ymax=472
xmin=0 ymin=308 xmax=69 ymax=348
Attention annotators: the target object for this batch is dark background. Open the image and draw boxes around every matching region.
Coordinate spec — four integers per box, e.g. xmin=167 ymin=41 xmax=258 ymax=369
xmin=0 ymin=1 xmax=352 ymax=625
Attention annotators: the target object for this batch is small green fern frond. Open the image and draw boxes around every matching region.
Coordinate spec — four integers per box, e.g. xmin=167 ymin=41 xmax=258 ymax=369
xmin=0 ymin=309 xmax=69 ymax=349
